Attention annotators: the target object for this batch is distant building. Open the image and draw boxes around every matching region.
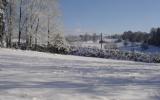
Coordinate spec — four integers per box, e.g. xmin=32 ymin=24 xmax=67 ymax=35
xmin=0 ymin=0 xmax=7 ymax=46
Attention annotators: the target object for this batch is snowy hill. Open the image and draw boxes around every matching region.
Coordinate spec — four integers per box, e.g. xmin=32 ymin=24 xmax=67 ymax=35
xmin=0 ymin=48 xmax=160 ymax=100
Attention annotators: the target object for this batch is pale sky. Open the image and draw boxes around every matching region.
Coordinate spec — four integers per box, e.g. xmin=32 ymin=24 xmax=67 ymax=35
xmin=60 ymin=0 xmax=160 ymax=35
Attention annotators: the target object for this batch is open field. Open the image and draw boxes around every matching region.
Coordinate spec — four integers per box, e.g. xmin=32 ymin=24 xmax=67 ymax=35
xmin=0 ymin=48 xmax=160 ymax=100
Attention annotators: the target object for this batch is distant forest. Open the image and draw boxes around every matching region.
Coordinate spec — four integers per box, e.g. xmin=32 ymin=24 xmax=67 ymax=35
xmin=122 ymin=27 xmax=160 ymax=47
xmin=66 ymin=27 xmax=160 ymax=47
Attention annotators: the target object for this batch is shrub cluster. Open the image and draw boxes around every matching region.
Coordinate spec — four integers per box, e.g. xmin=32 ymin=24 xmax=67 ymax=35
xmin=69 ymin=46 xmax=160 ymax=63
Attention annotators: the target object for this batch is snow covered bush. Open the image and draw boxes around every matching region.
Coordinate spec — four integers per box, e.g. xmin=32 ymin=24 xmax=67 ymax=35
xmin=48 ymin=34 xmax=69 ymax=54
xmin=152 ymin=56 xmax=160 ymax=63
xmin=69 ymin=46 xmax=160 ymax=63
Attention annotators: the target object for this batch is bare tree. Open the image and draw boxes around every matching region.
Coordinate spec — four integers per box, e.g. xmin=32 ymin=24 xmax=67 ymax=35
xmin=34 ymin=17 xmax=39 ymax=49
xmin=18 ymin=0 xmax=22 ymax=46
xmin=5 ymin=0 xmax=16 ymax=47
xmin=0 ymin=0 xmax=7 ymax=47
xmin=47 ymin=15 xmax=50 ymax=47
xmin=15 ymin=0 xmax=43 ymax=47
xmin=4 ymin=0 xmax=65 ymax=49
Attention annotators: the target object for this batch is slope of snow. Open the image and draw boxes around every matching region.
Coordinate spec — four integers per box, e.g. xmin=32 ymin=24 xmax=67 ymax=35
xmin=0 ymin=48 xmax=160 ymax=100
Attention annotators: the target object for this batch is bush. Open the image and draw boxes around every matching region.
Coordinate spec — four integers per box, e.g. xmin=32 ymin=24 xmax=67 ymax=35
xmin=49 ymin=34 xmax=69 ymax=54
xmin=69 ymin=46 xmax=160 ymax=63
xmin=47 ymin=45 xmax=69 ymax=54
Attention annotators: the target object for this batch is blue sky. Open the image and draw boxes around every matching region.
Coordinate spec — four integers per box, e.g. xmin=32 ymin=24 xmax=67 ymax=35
xmin=59 ymin=0 xmax=160 ymax=35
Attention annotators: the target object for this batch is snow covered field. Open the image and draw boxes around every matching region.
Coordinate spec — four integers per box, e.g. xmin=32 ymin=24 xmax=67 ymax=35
xmin=0 ymin=48 xmax=160 ymax=100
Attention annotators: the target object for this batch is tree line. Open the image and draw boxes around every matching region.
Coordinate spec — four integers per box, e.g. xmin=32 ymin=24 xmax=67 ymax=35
xmin=66 ymin=33 xmax=100 ymax=43
xmin=122 ymin=28 xmax=160 ymax=47
xmin=0 ymin=0 xmax=67 ymax=53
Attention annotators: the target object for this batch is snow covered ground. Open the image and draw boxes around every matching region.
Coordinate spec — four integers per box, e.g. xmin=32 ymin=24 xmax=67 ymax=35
xmin=72 ymin=40 xmax=160 ymax=54
xmin=0 ymin=48 xmax=160 ymax=100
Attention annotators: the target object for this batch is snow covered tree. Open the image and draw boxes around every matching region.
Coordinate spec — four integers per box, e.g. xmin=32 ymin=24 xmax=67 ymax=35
xmin=39 ymin=0 xmax=68 ymax=53
xmin=5 ymin=0 xmax=16 ymax=47
xmin=1 ymin=0 xmax=68 ymax=53
xmin=0 ymin=0 xmax=7 ymax=47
